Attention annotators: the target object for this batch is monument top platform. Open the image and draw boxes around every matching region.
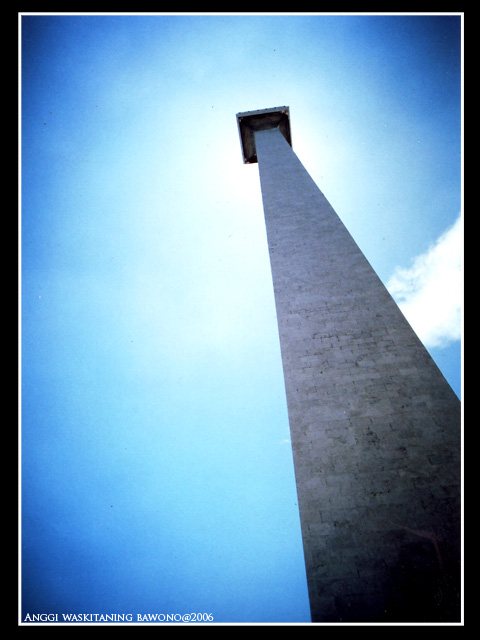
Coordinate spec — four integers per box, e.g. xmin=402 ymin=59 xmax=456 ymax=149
xmin=236 ymin=106 xmax=292 ymax=164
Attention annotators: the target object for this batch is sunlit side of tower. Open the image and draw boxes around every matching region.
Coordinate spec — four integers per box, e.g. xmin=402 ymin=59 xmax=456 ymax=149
xmin=236 ymin=107 xmax=461 ymax=622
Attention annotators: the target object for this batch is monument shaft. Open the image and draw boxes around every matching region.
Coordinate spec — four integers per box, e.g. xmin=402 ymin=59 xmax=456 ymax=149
xmin=237 ymin=109 xmax=461 ymax=622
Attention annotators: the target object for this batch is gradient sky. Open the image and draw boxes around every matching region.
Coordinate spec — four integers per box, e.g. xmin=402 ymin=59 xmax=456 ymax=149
xmin=20 ymin=13 xmax=462 ymax=624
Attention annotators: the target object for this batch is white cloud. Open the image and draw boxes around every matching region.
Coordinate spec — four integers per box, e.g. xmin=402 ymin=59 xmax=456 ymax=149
xmin=386 ymin=215 xmax=462 ymax=349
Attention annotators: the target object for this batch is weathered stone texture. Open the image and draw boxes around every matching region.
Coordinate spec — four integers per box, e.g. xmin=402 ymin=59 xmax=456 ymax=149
xmin=254 ymin=126 xmax=461 ymax=622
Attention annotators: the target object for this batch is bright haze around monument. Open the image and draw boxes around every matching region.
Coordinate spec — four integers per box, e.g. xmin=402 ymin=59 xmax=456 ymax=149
xmin=20 ymin=13 xmax=462 ymax=623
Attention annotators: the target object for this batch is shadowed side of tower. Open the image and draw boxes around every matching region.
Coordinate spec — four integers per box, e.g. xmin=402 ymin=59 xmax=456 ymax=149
xmin=237 ymin=108 xmax=461 ymax=623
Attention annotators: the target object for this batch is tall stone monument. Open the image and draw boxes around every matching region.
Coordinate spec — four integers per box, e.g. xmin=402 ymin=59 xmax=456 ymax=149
xmin=236 ymin=107 xmax=461 ymax=622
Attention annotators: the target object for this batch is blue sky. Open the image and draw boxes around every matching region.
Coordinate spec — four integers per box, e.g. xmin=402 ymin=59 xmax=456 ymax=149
xmin=20 ymin=13 xmax=462 ymax=624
